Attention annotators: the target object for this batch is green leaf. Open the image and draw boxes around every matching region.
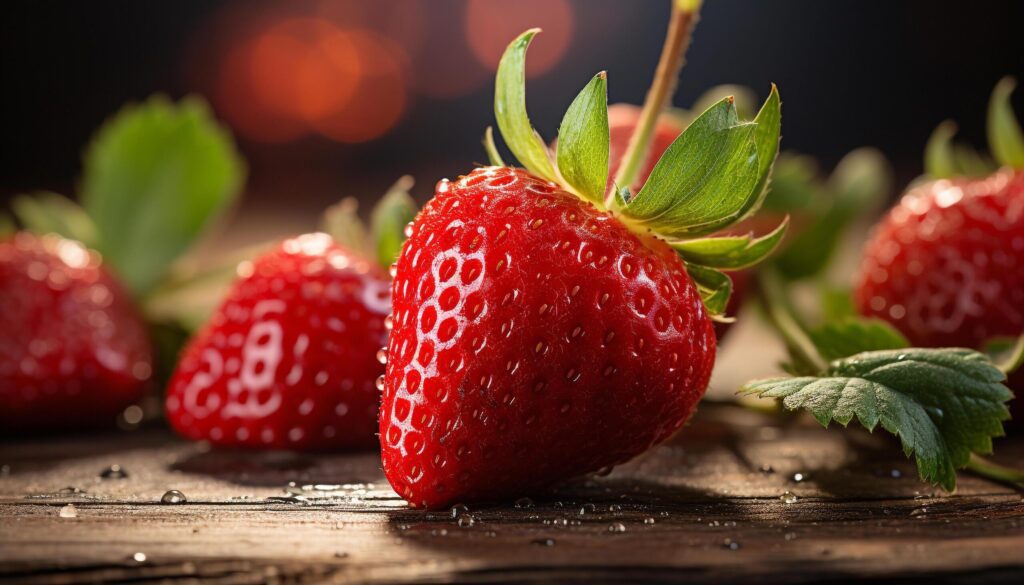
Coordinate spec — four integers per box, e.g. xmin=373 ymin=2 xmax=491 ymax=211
xmin=82 ymin=95 xmax=245 ymax=294
xmin=555 ymin=72 xmax=609 ymax=206
xmin=673 ymin=216 xmax=788 ymax=270
xmin=808 ymin=317 xmax=910 ymax=362
xmin=370 ymin=176 xmax=417 ymax=268
xmin=736 ymin=85 xmax=782 ymax=221
xmin=924 ymin=120 xmax=959 ymax=179
xmin=820 ymin=286 xmax=857 ymax=321
xmin=11 ymin=192 xmax=99 ymax=247
xmin=740 ymin=348 xmax=1012 ymax=491
xmin=984 ymin=335 xmax=1024 ymax=376
xmin=773 ymin=148 xmax=892 ymax=280
xmin=621 ymin=98 xmax=759 ymax=237
xmin=320 ymin=198 xmax=367 ymax=256
xmin=483 ymin=126 xmax=506 ymax=167
xmin=494 ymin=29 xmax=557 ymax=181
xmin=760 ymin=153 xmax=821 ymax=213
xmin=685 ymin=263 xmax=732 ymax=316
xmin=987 ymin=76 xmax=1024 ymax=168
xmin=0 ymin=213 xmax=14 ymax=237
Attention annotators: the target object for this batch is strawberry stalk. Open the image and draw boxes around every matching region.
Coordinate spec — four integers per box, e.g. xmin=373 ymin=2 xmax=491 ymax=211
xmin=964 ymin=454 xmax=1024 ymax=490
xmin=611 ymin=0 xmax=702 ymax=200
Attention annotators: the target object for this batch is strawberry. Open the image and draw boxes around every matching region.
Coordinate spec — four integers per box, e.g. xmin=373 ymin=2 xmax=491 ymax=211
xmin=165 ymin=233 xmax=392 ymax=450
xmin=381 ymin=24 xmax=785 ymax=508
xmin=855 ymin=77 xmax=1024 ymax=416
xmin=0 ymin=232 xmax=152 ymax=433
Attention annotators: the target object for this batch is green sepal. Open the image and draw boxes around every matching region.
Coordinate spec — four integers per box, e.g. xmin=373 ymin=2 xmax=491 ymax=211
xmin=685 ymin=262 xmax=732 ymax=317
xmin=619 ymin=98 xmax=760 ymax=237
xmin=924 ymin=120 xmax=959 ymax=179
xmin=83 ymin=94 xmax=245 ymax=295
xmin=984 ymin=334 xmax=1024 ymax=376
xmin=555 ymin=71 xmax=610 ymax=206
xmin=987 ymin=77 xmax=1024 ymax=169
xmin=495 ymin=29 xmax=557 ymax=181
xmin=740 ymin=348 xmax=1012 ymax=492
xmin=924 ymin=120 xmax=995 ymax=178
xmin=11 ymin=192 xmax=99 ymax=248
xmin=736 ymin=84 xmax=782 ymax=221
xmin=321 ymin=198 xmax=368 ymax=257
xmin=672 ymin=216 xmax=788 ymax=270
xmin=807 ymin=317 xmax=910 ymax=362
xmin=370 ymin=176 xmax=417 ymax=268
xmin=0 ymin=213 xmax=14 ymax=238
xmin=483 ymin=126 xmax=506 ymax=167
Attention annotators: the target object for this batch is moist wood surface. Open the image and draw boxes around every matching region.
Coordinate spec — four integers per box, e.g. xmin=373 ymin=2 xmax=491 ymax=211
xmin=1 ymin=403 xmax=1023 ymax=585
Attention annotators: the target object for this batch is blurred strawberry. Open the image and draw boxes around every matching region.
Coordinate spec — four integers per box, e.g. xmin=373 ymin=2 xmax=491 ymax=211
xmin=855 ymin=77 xmax=1024 ymax=418
xmin=165 ymin=181 xmax=416 ymax=450
xmin=0 ymin=232 xmax=152 ymax=433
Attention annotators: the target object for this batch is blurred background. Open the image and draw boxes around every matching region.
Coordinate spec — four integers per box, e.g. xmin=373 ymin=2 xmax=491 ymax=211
xmin=2 ymin=0 xmax=1024 ymax=245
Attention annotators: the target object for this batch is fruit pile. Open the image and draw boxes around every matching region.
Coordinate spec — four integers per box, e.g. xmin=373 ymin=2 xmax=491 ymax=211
xmin=3 ymin=0 xmax=1023 ymax=503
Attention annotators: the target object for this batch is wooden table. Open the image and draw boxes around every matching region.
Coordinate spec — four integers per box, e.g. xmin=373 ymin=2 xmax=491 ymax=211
xmin=2 ymin=401 xmax=1023 ymax=584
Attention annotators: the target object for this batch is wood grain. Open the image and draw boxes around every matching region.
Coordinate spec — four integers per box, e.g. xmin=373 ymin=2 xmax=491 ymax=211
xmin=1 ymin=404 xmax=1022 ymax=584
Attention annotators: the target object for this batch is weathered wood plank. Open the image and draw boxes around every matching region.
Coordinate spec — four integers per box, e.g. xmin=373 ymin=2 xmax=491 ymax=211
xmin=1 ymin=405 xmax=1022 ymax=584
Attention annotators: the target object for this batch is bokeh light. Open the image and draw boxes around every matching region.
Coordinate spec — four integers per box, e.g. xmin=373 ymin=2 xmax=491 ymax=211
xmin=465 ymin=0 xmax=574 ymax=76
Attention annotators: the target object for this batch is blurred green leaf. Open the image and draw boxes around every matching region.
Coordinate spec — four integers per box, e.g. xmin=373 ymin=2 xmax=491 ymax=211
xmin=321 ymin=198 xmax=368 ymax=257
xmin=686 ymin=263 xmax=732 ymax=316
xmin=773 ymin=148 xmax=892 ymax=280
xmin=11 ymin=192 xmax=99 ymax=247
xmin=370 ymin=176 xmax=417 ymax=268
xmin=820 ymin=286 xmax=857 ymax=321
xmin=82 ymin=94 xmax=245 ymax=294
xmin=924 ymin=120 xmax=959 ymax=179
xmin=808 ymin=317 xmax=910 ymax=362
xmin=761 ymin=153 xmax=820 ymax=213
xmin=0 ymin=213 xmax=14 ymax=237
xmin=988 ymin=77 xmax=1024 ymax=168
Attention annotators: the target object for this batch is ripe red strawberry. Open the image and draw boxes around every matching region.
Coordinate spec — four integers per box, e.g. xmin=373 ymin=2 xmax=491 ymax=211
xmin=855 ymin=170 xmax=1024 ymax=349
xmin=380 ymin=25 xmax=784 ymax=507
xmin=381 ymin=167 xmax=716 ymax=507
xmin=165 ymin=233 xmax=391 ymax=450
xmin=0 ymin=232 xmax=152 ymax=433
xmin=856 ymin=77 xmax=1024 ymax=417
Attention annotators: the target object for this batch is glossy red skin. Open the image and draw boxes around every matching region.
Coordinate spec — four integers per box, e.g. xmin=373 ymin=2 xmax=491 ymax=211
xmin=380 ymin=167 xmax=716 ymax=508
xmin=854 ymin=169 xmax=1024 ymax=416
xmin=166 ymin=233 xmax=390 ymax=451
xmin=0 ymin=232 xmax=152 ymax=433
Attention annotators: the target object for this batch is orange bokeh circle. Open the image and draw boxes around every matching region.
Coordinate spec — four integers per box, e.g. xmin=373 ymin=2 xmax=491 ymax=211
xmin=464 ymin=0 xmax=574 ymax=76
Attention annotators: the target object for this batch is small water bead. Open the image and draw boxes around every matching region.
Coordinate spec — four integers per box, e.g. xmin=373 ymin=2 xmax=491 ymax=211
xmin=375 ymin=375 xmax=386 ymax=391
xmin=643 ymin=517 xmax=656 ymax=525
xmin=456 ymin=515 xmax=476 ymax=528
xmin=780 ymin=491 xmax=799 ymax=504
xmin=791 ymin=472 xmax=807 ymax=483
xmin=59 ymin=504 xmax=77 ymax=518
xmin=513 ymin=497 xmax=534 ymax=509
xmin=607 ymin=522 xmax=626 ymax=533
xmin=450 ymin=504 xmax=470 ymax=519
xmin=578 ymin=503 xmax=597 ymax=515
xmin=784 ymin=532 xmax=798 ymax=541
xmin=607 ymin=504 xmax=622 ymax=513
xmin=161 ymin=490 xmax=187 ymax=504
xmin=132 ymin=552 xmax=147 ymax=563
xmin=376 ymin=348 xmax=388 ymax=365
xmin=722 ymin=538 xmax=741 ymax=551
xmin=759 ymin=464 xmax=775 ymax=474
xmin=532 ymin=538 xmax=556 ymax=547
xmin=100 ymin=465 xmax=128 ymax=479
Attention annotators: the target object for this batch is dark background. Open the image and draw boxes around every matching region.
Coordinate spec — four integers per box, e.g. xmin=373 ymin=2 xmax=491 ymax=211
xmin=2 ymin=0 xmax=1023 ymax=240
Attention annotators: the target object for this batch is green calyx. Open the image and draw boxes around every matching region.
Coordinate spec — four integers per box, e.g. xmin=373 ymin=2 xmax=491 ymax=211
xmin=925 ymin=76 xmax=1024 ymax=178
xmin=489 ymin=28 xmax=786 ymax=318
xmin=321 ymin=176 xmax=418 ymax=270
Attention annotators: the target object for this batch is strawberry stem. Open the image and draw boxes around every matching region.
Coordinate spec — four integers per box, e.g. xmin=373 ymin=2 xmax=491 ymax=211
xmin=610 ymin=0 xmax=701 ymax=203
xmin=756 ymin=269 xmax=829 ymax=374
xmin=964 ymin=454 xmax=1024 ymax=490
